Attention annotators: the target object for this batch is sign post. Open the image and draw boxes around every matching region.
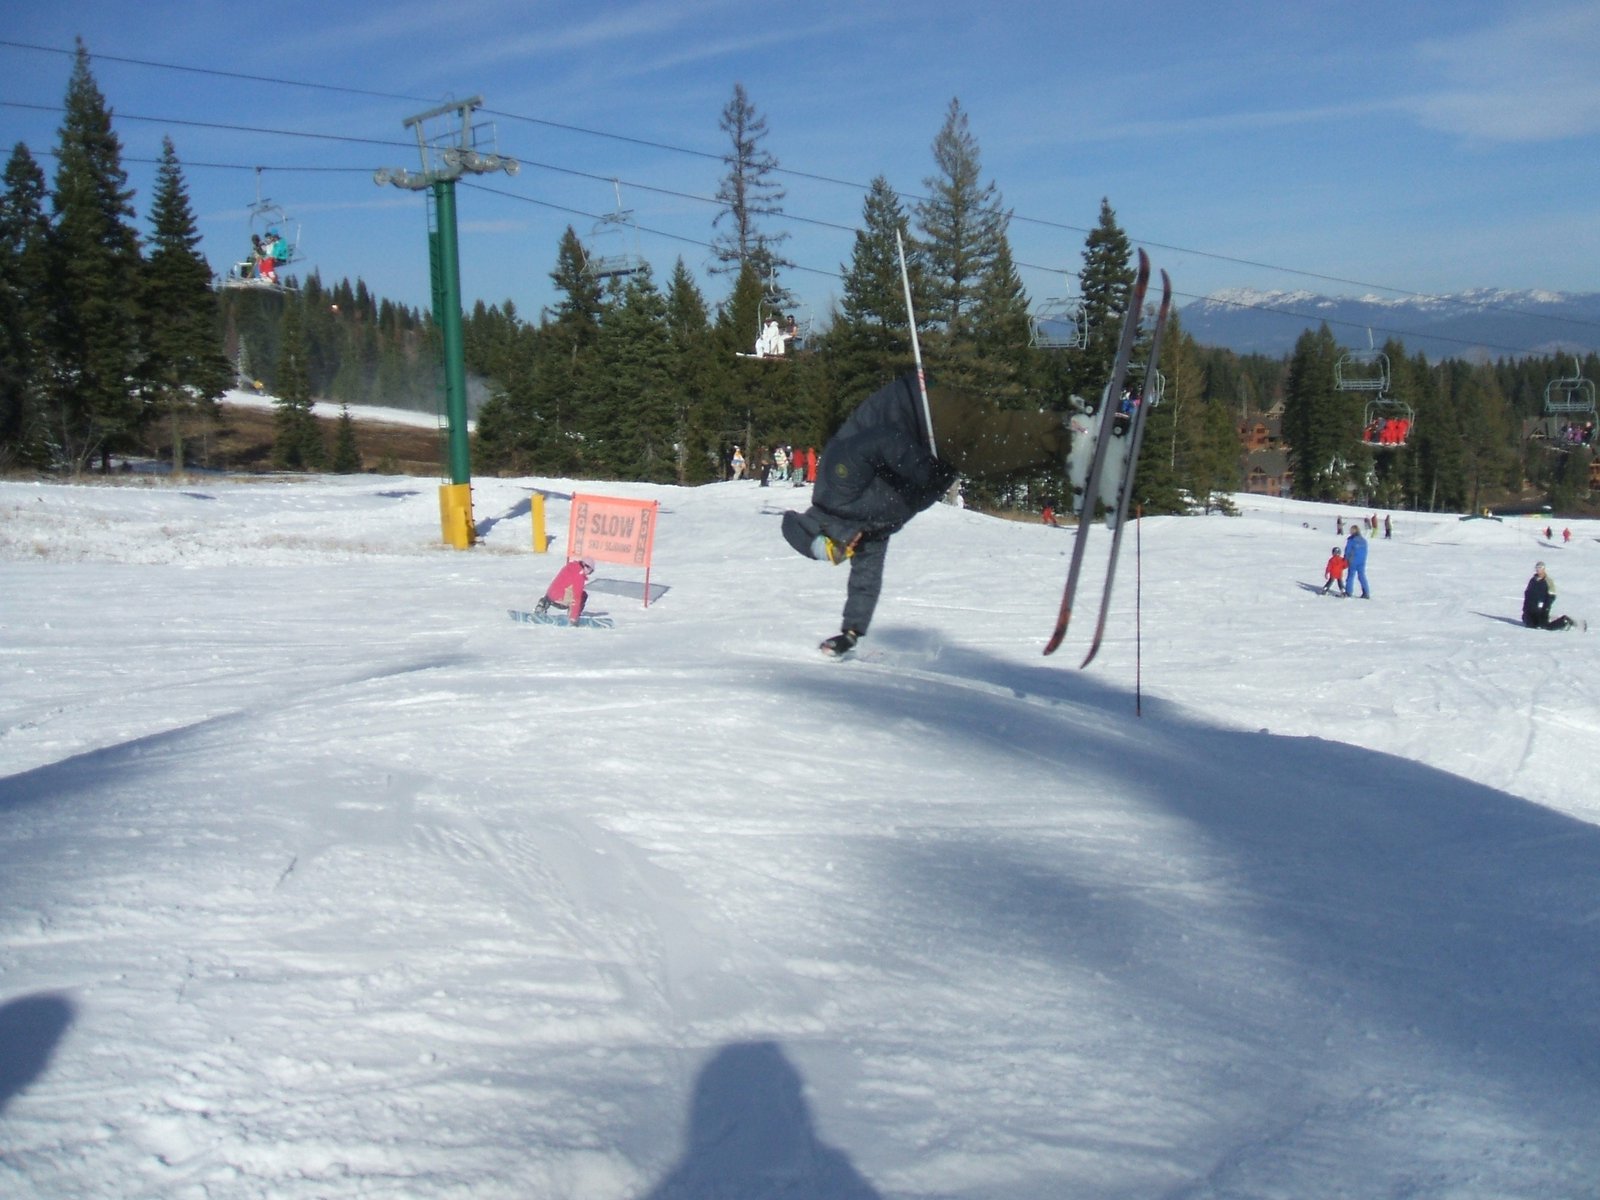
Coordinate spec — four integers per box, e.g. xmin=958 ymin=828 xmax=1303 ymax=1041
xmin=568 ymin=494 xmax=660 ymax=606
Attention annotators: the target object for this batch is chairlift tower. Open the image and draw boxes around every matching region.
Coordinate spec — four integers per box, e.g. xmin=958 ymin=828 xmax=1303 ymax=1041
xmin=376 ymin=96 xmax=518 ymax=548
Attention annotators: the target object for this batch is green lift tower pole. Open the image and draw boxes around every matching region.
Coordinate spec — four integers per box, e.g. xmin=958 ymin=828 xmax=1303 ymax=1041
xmin=375 ymin=96 xmax=517 ymax=547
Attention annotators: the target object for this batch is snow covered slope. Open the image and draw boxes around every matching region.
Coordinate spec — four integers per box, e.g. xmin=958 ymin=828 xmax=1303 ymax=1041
xmin=3 ymin=475 xmax=1598 ymax=1198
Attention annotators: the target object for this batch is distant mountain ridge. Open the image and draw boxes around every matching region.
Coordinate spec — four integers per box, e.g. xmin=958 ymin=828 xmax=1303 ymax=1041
xmin=1180 ymin=287 xmax=1600 ymax=362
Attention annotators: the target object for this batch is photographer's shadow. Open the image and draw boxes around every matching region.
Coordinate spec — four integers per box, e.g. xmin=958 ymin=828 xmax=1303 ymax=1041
xmin=642 ymin=1040 xmax=881 ymax=1199
xmin=0 ymin=992 xmax=75 ymax=1117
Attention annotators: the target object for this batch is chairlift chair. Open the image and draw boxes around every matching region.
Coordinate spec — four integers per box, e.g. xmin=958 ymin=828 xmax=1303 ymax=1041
xmin=1334 ymin=348 xmax=1390 ymax=392
xmin=1543 ymin=359 xmax=1597 ymax=416
xmin=583 ymin=179 xmax=645 ymax=282
xmin=1362 ymin=394 xmax=1414 ymax=449
xmin=1029 ymin=274 xmax=1089 ymax=350
xmin=221 ymin=170 xmax=302 ymax=291
xmin=1029 ymin=294 xmax=1089 ymax=350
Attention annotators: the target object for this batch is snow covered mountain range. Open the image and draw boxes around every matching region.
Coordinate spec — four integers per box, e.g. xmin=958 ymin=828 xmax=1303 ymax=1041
xmin=1180 ymin=287 xmax=1600 ymax=361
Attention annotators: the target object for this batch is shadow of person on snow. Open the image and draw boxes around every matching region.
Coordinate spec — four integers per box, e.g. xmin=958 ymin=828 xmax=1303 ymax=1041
xmin=0 ymin=992 xmax=75 ymax=1117
xmin=640 ymin=1040 xmax=882 ymax=1200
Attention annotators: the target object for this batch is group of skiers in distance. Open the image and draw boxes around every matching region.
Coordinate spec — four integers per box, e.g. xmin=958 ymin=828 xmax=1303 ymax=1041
xmin=729 ymin=443 xmax=816 ymax=487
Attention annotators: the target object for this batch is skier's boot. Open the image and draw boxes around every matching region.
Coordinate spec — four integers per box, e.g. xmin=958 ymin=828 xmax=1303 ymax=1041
xmin=819 ymin=630 xmax=860 ymax=657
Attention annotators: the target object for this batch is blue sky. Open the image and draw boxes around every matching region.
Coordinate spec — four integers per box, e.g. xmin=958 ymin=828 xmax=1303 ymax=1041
xmin=4 ymin=1 xmax=1598 ymax=334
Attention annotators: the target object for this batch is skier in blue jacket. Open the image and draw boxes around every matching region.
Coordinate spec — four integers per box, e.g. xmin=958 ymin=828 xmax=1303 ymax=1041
xmin=1344 ymin=526 xmax=1370 ymax=598
xmin=782 ymin=374 xmax=1069 ymax=655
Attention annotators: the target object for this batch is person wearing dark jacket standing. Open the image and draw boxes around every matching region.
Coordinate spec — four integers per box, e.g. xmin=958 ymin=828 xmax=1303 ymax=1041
xmin=1343 ymin=526 xmax=1371 ymax=599
xmin=1522 ymin=562 xmax=1579 ymax=630
xmin=782 ymin=374 xmax=1070 ymax=655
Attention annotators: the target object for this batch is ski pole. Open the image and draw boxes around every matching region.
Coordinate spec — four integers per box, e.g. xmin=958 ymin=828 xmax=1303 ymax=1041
xmin=1135 ymin=502 xmax=1144 ymax=717
xmin=895 ymin=228 xmax=937 ymax=456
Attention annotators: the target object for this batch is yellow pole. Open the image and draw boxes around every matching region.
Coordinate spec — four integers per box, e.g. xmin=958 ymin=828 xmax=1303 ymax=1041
xmin=438 ymin=482 xmax=474 ymax=548
xmin=531 ymin=492 xmax=548 ymax=553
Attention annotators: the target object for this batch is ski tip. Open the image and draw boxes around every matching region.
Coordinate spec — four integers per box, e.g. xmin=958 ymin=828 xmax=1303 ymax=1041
xmin=1043 ymin=619 xmax=1069 ymax=656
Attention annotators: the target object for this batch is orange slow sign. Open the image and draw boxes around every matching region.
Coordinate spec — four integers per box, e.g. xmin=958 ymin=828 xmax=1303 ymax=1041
xmin=568 ymin=496 xmax=660 ymax=605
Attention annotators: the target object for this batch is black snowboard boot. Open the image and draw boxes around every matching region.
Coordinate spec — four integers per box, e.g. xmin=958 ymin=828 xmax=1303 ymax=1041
xmin=819 ymin=630 xmax=860 ymax=657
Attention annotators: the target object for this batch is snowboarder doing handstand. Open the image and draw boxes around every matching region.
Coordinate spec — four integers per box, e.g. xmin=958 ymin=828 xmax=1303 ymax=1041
xmin=1522 ymin=561 xmax=1579 ymax=631
xmin=782 ymin=374 xmax=1071 ymax=656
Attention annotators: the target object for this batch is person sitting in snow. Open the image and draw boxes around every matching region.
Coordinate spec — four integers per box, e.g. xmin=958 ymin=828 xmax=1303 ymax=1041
xmin=535 ymin=558 xmax=594 ymax=624
xmin=1321 ymin=546 xmax=1347 ymax=595
xmin=781 ymin=373 xmax=1074 ymax=656
xmin=1522 ymin=562 xmax=1578 ymax=631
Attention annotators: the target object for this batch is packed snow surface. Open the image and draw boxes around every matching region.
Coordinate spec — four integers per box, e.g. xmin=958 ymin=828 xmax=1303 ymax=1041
xmin=3 ymin=466 xmax=1598 ymax=1198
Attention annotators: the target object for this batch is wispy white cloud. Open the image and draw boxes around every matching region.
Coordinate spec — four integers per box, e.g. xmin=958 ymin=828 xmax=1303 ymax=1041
xmin=1047 ymin=97 xmax=1397 ymax=145
xmin=1407 ymin=3 xmax=1600 ymax=141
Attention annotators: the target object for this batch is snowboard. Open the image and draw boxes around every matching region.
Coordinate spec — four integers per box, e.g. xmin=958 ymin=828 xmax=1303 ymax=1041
xmin=508 ymin=608 xmax=615 ymax=629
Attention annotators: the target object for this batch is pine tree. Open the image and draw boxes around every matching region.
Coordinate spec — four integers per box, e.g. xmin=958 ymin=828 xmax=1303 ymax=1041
xmin=548 ymin=225 xmax=603 ymax=359
xmin=331 ymin=404 xmax=362 ymax=473
xmin=0 ymin=143 xmax=53 ymax=468
xmin=1281 ymin=324 xmax=1358 ymax=501
xmin=593 ymin=267 xmax=677 ymax=481
xmin=1133 ymin=316 xmax=1241 ymax=514
xmin=967 ymin=233 xmax=1033 ymax=404
xmin=47 ymin=39 xmax=145 ymax=471
xmin=828 ymin=175 xmax=922 ymax=407
xmin=710 ymin=84 xmax=791 ymax=305
xmin=663 ymin=259 xmax=719 ymax=483
xmin=272 ymin=299 xmax=323 ymax=469
xmin=141 ymin=137 xmax=232 ymax=475
xmin=1069 ymin=199 xmax=1136 ymax=400
xmin=916 ymin=98 xmax=1013 ymax=391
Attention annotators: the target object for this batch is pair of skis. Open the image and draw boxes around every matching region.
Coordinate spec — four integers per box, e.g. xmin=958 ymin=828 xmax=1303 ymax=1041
xmin=1044 ymin=249 xmax=1172 ymax=666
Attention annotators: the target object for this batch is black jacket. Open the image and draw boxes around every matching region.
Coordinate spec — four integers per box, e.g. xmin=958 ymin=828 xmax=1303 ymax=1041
xmin=1523 ymin=574 xmax=1554 ymax=627
xmin=812 ymin=375 xmax=956 ymax=540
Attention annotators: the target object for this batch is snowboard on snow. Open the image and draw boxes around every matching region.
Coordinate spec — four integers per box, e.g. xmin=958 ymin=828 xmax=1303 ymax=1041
xmin=508 ymin=608 xmax=615 ymax=630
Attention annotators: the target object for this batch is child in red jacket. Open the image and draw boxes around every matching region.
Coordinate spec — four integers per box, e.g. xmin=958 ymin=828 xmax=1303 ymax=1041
xmin=1321 ymin=547 xmax=1347 ymax=595
xmin=535 ymin=559 xmax=593 ymax=623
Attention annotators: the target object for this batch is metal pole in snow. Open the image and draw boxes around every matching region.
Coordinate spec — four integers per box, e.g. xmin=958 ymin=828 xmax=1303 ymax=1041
xmin=895 ymin=229 xmax=937 ymax=457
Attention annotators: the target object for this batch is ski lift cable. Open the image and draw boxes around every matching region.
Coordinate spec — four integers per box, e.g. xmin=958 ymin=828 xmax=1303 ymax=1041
xmin=9 ymin=76 xmax=1600 ymax=342
xmin=6 ymin=39 xmax=1600 ymax=336
xmin=12 ymin=102 xmax=1573 ymax=351
xmin=8 ymin=76 xmax=1600 ymax=347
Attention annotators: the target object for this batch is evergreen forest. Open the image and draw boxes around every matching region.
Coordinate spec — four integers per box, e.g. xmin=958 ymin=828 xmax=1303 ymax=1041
xmin=3 ymin=46 xmax=1596 ymax=516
